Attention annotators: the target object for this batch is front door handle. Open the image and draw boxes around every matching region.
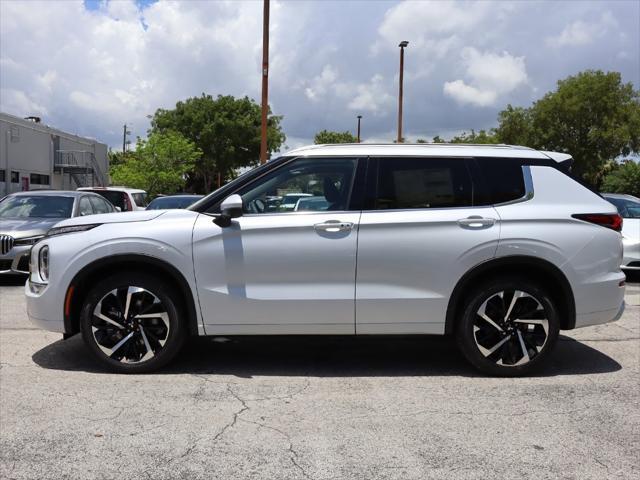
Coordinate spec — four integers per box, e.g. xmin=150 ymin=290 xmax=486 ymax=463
xmin=314 ymin=221 xmax=354 ymax=233
xmin=457 ymin=216 xmax=496 ymax=228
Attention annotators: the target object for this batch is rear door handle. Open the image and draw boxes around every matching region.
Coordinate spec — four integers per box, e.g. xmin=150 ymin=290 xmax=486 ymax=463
xmin=457 ymin=216 xmax=496 ymax=228
xmin=314 ymin=221 xmax=354 ymax=233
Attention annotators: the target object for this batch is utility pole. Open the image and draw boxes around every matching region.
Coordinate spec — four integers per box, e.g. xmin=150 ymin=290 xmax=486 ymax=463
xmin=356 ymin=115 xmax=362 ymax=143
xmin=397 ymin=40 xmax=409 ymax=143
xmin=122 ymin=124 xmax=131 ymax=153
xmin=259 ymin=0 xmax=270 ymax=164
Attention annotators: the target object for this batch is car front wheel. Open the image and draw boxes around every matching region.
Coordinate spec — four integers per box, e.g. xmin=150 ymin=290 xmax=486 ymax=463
xmin=456 ymin=277 xmax=560 ymax=376
xmin=80 ymin=273 xmax=186 ymax=373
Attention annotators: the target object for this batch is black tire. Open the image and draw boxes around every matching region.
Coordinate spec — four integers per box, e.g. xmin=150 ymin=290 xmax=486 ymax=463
xmin=456 ymin=276 xmax=560 ymax=377
xmin=80 ymin=273 xmax=187 ymax=373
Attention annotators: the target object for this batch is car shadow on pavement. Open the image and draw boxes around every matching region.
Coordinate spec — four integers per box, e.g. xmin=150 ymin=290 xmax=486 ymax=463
xmin=0 ymin=275 xmax=27 ymax=286
xmin=32 ymin=334 xmax=621 ymax=378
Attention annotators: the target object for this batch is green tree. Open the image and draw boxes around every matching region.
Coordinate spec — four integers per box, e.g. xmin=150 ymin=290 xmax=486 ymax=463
xmin=150 ymin=94 xmax=285 ymax=193
xmin=110 ymin=132 xmax=202 ymax=197
xmin=496 ymin=70 xmax=640 ymax=185
xmin=449 ymin=129 xmax=499 ymax=144
xmin=601 ymin=160 xmax=640 ymax=197
xmin=314 ymin=130 xmax=357 ymax=144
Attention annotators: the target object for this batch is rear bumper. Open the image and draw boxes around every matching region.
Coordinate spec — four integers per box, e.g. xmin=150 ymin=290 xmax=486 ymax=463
xmin=575 ymin=301 xmax=625 ymax=328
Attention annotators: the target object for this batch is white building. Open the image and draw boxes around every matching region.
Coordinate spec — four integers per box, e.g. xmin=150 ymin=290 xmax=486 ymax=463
xmin=0 ymin=112 xmax=109 ymax=196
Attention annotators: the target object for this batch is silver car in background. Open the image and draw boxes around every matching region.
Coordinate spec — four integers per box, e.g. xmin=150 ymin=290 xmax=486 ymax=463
xmin=0 ymin=191 xmax=116 ymax=274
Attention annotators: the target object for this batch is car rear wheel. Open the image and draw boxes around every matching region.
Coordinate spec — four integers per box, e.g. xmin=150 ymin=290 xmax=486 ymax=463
xmin=456 ymin=277 xmax=560 ymax=376
xmin=80 ymin=273 xmax=186 ymax=373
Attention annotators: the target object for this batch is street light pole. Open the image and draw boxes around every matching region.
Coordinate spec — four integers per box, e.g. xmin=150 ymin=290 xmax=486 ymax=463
xmin=397 ymin=40 xmax=409 ymax=144
xmin=356 ymin=115 xmax=362 ymax=143
xmin=259 ymin=0 xmax=270 ymax=164
xmin=122 ymin=124 xmax=130 ymax=153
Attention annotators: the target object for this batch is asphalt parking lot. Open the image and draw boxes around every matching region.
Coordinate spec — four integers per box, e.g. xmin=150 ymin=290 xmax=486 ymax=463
xmin=1 ymin=275 xmax=638 ymax=480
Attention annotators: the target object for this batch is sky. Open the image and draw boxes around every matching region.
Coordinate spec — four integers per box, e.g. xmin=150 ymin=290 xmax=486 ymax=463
xmin=1 ymin=0 xmax=638 ymax=154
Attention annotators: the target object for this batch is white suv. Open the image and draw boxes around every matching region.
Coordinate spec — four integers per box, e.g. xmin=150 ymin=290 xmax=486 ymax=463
xmin=77 ymin=186 xmax=149 ymax=211
xmin=26 ymin=144 xmax=626 ymax=375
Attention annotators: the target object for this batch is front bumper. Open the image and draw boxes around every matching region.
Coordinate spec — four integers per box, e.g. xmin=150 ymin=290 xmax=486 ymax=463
xmin=0 ymin=244 xmax=31 ymax=274
xmin=25 ymin=279 xmax=66 ymax=333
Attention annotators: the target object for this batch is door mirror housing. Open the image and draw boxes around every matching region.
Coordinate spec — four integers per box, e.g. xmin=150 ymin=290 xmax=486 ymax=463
xmin=214 ymin=194 xmax=243 ymax=227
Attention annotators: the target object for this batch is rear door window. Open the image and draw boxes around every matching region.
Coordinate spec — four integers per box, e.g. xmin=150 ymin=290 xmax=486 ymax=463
xmin=132 ymin=193 xmax=149 ymax=208
xmin=78 ymin=196 xmax=94 ymax=216
xmin=373 ymin=157 xmax=473 ymax=210
xmin=92 ymin=191 xmax=126 ymax=210
xmin=89 ymin=196 xmax=112 ymax=214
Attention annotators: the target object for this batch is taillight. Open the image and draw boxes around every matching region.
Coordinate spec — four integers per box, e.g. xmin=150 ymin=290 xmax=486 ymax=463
xmin=572 ymin=213 xmax=623 ymax=232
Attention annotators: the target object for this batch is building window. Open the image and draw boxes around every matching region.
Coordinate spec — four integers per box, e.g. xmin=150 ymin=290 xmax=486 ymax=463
xmin=11 ymin=171 xmax=19 ymax=183
xmin=0 ymin=170 xmax=5 ymax=182
xmin=30 ymin=173 xmax=50 ymax=185
xmin=10 ymin=126 xmax=20 ymax=142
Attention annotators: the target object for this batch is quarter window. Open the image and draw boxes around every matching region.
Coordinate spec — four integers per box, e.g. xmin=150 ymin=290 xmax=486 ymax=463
xmin=374 ymin=158 xmax=473 ymax=210
xmin=474 ymin=158 xmax=525 ymax=204
xmin=234 ymin=158 xmax=358 ymax=214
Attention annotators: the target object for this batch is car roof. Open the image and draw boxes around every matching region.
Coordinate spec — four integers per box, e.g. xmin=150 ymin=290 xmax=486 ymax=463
xmin=77 ymin=187 xmax=147 ymax=193
xmin=8 ymin=190 xmax=91 ymax=198
xmin=285 ymin=143 xmax=571 ymax=162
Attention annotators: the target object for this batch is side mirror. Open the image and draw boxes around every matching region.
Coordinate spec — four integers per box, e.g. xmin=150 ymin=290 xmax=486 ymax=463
xmin=115 ymin=206 xmax=122 ymax=212
xmin=214 ymin=194 xmax=243 ymax=227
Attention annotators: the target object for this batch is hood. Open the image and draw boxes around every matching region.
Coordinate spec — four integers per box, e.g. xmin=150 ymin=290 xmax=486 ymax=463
xmin=0 ymin=217 xmax=64 ymax=238
xmin=55 ymin=210 xmax=166 ymax=228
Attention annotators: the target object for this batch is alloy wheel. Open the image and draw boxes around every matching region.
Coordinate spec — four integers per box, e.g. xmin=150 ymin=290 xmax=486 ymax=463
xmin=473 ymin=290 xmax=549 ymax=367
xmin=91 ymin=286 xmax=170 ymax=363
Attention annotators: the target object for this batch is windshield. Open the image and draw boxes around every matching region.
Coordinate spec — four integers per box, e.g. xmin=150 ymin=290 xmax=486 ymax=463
xmin=0 ymin=195 xmax=75 ymax=218
xmin=147 ymin=196 xmax=203 ymax=210
xmin=605 ymin=196 xmax=640 ymax=218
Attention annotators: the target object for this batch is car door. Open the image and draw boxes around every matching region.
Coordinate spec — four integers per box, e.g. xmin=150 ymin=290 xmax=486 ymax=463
xmin=192 ymin=157 xmax=363 ymax=335
xmin=355 ymin=156 xmax=500 ymax=334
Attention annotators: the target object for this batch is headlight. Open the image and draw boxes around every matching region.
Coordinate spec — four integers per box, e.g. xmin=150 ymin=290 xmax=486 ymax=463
xmin=14 ymin=235 xmax=44 ymax=246
xmin=39 ymin=245 xmax=49 ymax=282
xmin=46 ymin=224 xmax=100 ymax=238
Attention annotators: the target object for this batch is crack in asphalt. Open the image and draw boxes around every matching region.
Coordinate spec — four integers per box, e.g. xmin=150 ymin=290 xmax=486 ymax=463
xmin=240 ymin=418 xmax=313 ymax=480
xmin=175 ymin=375 xmax=314 ymax=478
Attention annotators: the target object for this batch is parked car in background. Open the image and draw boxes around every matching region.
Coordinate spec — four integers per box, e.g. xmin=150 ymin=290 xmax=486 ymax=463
xmin=279 ymin=193 xmax=312 ymax=211
xmin=603 ymin=193 xmax=640 ymax=271
xmin=25 ymin=144 xmax=625 ymax=376
xmin=146 ymin=194 xmax=204 ymax=210
xmin=294 ymin=196 xmax=329 ymax=211
xmin=77 ymin=187 xmax=148 ymax=211
xmin=0 ymin=191 xmax=116 ymax=274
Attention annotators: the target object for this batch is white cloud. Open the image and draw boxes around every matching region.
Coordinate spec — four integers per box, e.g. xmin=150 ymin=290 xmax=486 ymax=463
xmin=301 ymin=66 xmax=393 ymax=116
xmin=375 ymin=1 xmax=492 ymax=52
xmin=546 ymin=11 xmax=617 ymax=47
xmin=443 ymin=81 xmax=496 ymax=107
xmin=348 ymin=74 xmax=394 ymax=113
xmin=443 ymin=48 xmax=528 ymax=107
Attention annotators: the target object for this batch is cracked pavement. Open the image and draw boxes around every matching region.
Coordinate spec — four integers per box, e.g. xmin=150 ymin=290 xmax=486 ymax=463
xmin=0 ymin=275 xmax=638 ymax=479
